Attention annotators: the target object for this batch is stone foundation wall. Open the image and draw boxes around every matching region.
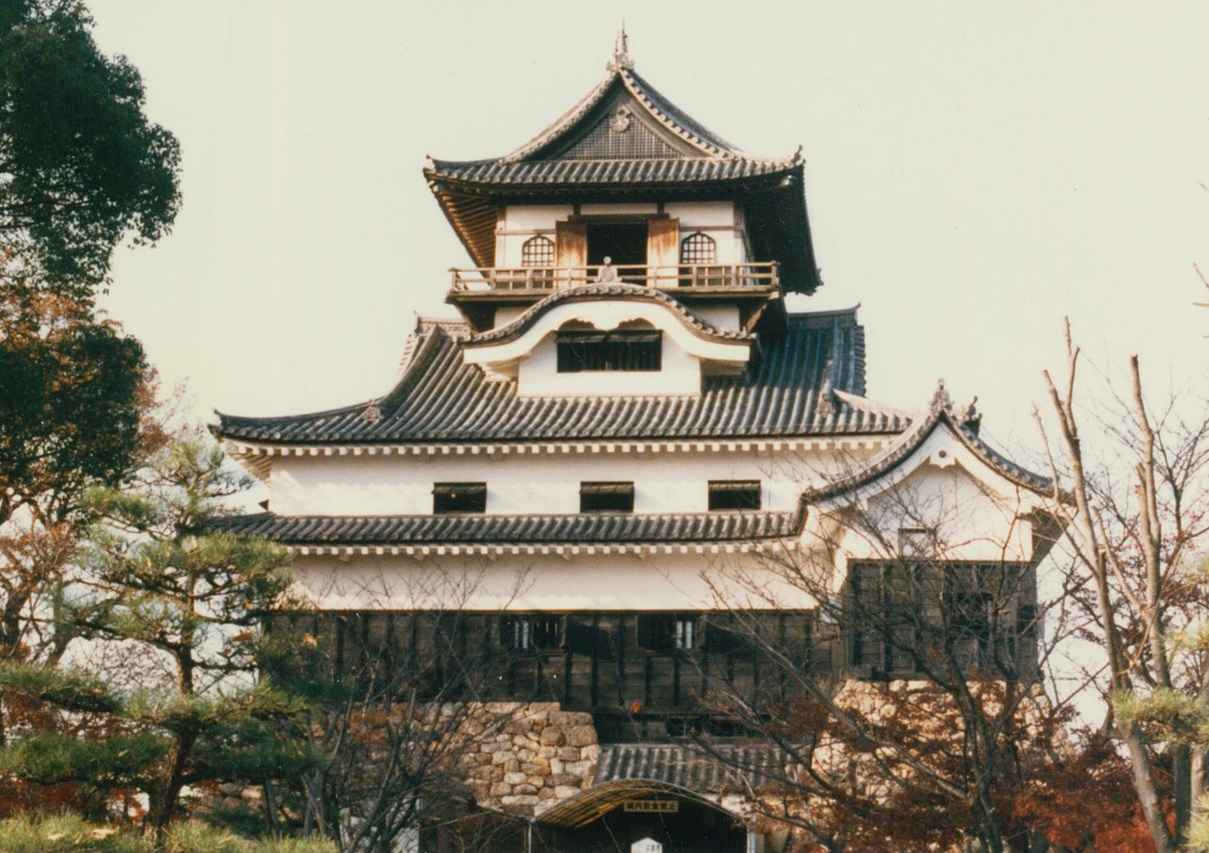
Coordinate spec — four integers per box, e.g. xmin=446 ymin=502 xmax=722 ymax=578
xmin=190 ymin=702 xmax=601 ymax=823
xmin=460 ymin=702 xmax=600 ymax=815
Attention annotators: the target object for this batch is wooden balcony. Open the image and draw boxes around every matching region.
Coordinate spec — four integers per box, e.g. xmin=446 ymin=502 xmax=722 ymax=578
xmin=449 ymin=262 xmax=780 ymax=295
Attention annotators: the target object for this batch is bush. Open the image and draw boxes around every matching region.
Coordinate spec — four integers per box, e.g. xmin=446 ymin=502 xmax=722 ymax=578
xmin=0 ymin=813 xmax=337 ymax=853
xmin=0 ymin=812 xmax=140 ymax=852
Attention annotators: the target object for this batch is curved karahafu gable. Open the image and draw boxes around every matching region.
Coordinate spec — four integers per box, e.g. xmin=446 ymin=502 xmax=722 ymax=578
xmin=461 ymin=284 xmax=756 ymax=385
xmin=465 ymin=284 xmax=754 ymax=347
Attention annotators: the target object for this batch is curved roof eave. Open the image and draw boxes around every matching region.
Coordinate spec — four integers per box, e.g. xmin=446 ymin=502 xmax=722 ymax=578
xmin=208 ymin=508 xmax=805 ymax=547
xmin=798 ymin=391 xmax=1055 ymax=508
xmin=213 ymin=317 xmax=461 ymax=440
xmin=534 ymin=779 xmax=735 ymax=829
xmin=462 ymin=284 xmax=757 ymax=350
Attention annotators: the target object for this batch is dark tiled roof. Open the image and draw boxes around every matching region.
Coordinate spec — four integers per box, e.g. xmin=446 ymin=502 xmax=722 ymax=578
xmin=800 ymin=390 xmax=1054 ymax=503
xmin=428 ymin=68 xmax=792 ymax=187
xmin=424 ymin=61 xmax=821 ymax=294
xmin=593 ymin=743 xmax=789 ymax=790
xmin=215 ymin=308 xmax=908 ymax=445
xmin=497 ymin=67 xmax=747 ymax=165
xmin=427 ymin=156 xmax=797 ymax=189
xmin=211 ymin=510 xmax=800 ymax=546
xmin=465 ymin=284 xmax=756 ymax=347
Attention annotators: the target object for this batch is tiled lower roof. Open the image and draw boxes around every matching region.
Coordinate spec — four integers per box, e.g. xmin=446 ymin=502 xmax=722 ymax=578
xmin=212 ymin=510 xmax=800 ymax=546
xmin=215 ymin=308 xmax=906 ymax=445
xmin=594 ymin=743 xmax=789 ymax=790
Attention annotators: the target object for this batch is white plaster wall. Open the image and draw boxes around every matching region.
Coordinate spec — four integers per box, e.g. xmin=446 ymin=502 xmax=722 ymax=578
xmin=288 ymin=548 xmax=819 ymax=612
xmin=824 ymin=462 xmax=1038 ymax=572
xmin=578 ymin=203 xmax=659 ymax=217
xmin=665 ymin=202 xmax=744 ymax=263
xmin=503 ymin=205 xmax=573 ymax=232
xmin=495 ymin=306 xmax=527 ymax=328
xmin=265 ymin=446 xmax=874 ymax=517
xmin=499 ymin=205 xmax=571 ymax=267
xmin=690 ymin=304 xmax=740 ymax=332
xmin=495 ymin=202 xmax=746 ymax=268
xmin=517 ymin=330 xmax=701 ymax=396
xmin=663 ymin=202 xmax=734 ymax=227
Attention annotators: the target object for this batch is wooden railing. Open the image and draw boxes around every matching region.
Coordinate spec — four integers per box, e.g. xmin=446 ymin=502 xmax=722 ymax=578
xmin=449 ymin=262 xmax=779 ymax=294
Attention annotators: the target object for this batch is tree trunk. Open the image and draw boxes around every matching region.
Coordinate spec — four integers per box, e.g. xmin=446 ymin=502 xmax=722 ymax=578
xmin=1175 ymin=744 xmax=1192 ymax=846
xmin=1119 ymin=721 xmax=1178 ymax=853
xmin=143 ymin=729 xmax=198 ymax=839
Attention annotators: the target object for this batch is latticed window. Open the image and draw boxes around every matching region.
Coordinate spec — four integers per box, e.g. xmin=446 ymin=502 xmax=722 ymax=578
xmin=679 ymin=232 xmax=717 ymax=263
xmin=521 ymin=235 xmax=555 ymax=266
xmin=556 ymin=329 xmax=661 ymax=372
xmin=637 ymin=613 xmax=699 ymax=651
xmin=503 ymin=615 xmax=563 ymax=651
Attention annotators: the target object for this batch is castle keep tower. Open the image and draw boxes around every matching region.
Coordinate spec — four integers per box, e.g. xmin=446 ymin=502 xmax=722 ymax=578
xmin=216 ymin=35 xmax=1056 ymax=853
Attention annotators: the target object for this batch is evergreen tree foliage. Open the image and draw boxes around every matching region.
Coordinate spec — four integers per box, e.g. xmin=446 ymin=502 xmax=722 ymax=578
xmin=0 ymin=0 xmax=181 ymax=298
xmin=0 ymin=438 xmax=312 ymax=839
xmin=0 ymin=279 xmax=159 ymax=763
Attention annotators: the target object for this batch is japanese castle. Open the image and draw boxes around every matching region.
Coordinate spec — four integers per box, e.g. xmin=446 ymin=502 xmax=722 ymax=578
xmin=216 ymin=34 xmax=1056 ymax=853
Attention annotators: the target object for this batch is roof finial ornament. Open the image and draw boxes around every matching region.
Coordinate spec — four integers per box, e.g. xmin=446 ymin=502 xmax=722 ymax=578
xmin=931 ymin=379 xmax=952 ymax=412
xmin=361 ymin=399 xmax=382 ymax=424
xmin=607 ymin=23 xmax=634 ymax=72
xmin=816 ymin=361 xmax=836 ymax=420
xmin=962 ymin=396 xmax=982 ymax=436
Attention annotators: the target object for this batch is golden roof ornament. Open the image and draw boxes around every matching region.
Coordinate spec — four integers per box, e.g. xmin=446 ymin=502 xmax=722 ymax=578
xmin=607 ymin=24 xmax=634 ymax=72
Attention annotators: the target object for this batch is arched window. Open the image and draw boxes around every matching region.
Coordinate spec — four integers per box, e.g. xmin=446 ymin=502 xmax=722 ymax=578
xmin=521 ymin=235 xmax=555 ymax=267
xmin=679 ymin=232 xmax=716 ymax=264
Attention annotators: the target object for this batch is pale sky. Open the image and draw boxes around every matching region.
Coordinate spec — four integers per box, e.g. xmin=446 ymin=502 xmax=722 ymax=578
xmin=85 ymin=2 xmax=1209 ymax=454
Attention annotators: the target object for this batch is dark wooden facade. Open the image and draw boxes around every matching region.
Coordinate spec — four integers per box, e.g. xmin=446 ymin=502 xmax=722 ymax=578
xmin=845 ymin=560 xmax=1040 ymax=682
xmin=270 ymin=559 xmax=1041 ymax=741
xmin=270 ymin=608 xmax=830 ymax=742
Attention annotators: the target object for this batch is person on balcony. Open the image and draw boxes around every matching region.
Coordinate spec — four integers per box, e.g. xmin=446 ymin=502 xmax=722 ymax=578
xmin=594 ymin=256 xmax=618 ymax=283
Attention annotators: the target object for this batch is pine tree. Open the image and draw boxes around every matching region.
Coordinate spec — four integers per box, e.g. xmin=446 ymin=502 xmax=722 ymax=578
xmin=0 ymin=437 xmax=311 ymax=839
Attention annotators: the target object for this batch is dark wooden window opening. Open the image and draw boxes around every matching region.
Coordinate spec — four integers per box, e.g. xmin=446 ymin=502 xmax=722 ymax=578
xmin=556 ymin=329 xmax=662 ymax=372
xmin=503 ymin=615 xmax=564 ymax=651
xmin=586 ymin=221 xmax=649 ymax=267
xmin=638 ymin=613 xmax=698 ymax=651
xmin=708 ymin=480 xmax=761 ymax=511
xmin=432 ymin=482 xmax=486 ymax=514
xmin=580 ymin=481 xmax=634 ymax=513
